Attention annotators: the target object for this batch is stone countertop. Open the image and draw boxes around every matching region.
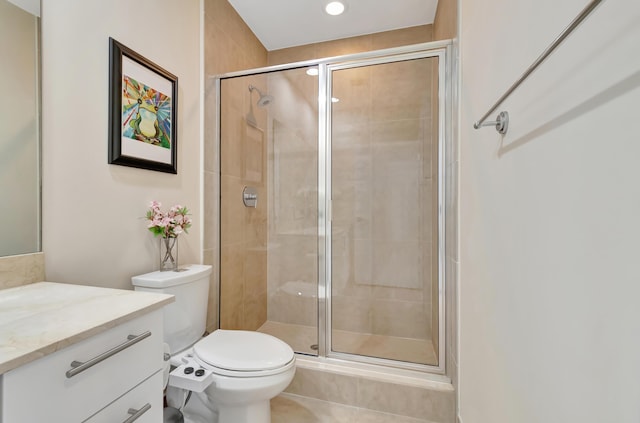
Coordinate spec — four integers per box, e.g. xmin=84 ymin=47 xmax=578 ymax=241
xmin=0 ymin=281 xmax=173 ymax=374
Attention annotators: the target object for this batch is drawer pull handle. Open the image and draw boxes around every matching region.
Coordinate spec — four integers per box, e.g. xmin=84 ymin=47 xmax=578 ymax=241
xmin=65 ymin=331 xmax=152 ymax=378
xmin=123 ymin=403 xmax=151 ymax=423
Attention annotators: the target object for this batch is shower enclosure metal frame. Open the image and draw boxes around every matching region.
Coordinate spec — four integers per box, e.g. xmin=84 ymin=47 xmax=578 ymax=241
xmin=214 ymin=40 xmax=452 ymax=375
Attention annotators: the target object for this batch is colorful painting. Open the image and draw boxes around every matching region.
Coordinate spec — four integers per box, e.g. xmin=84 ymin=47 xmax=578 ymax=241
xmin=108 ymin=38 xmax=178 ymax=174
xmin=121 ymin=75 xmax=172 ymax=149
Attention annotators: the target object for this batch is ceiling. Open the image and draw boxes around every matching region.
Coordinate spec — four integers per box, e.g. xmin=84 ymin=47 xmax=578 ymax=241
xmin=227 ymin=0 xmax=439 ymax=51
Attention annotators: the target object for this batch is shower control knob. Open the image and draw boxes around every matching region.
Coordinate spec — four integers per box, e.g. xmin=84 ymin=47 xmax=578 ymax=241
xmin=184 ymin=366 xmax=194 ymax=375
xmin=242 ymin=186 xmax=258 ymax=208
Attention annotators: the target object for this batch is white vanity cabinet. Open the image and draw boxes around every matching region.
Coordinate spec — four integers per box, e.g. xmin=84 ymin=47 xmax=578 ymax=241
xmin=1 ymin=309 xmax=164 ymax=422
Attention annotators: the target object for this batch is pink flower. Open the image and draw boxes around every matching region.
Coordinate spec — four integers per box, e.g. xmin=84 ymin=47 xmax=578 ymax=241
xmin=145 ymin=201 xmax=192 ymax=238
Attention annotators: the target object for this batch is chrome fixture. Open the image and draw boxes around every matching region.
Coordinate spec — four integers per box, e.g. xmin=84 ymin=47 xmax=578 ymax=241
xmin=246 ymin=84 xmax=273 ymax=127
xmin=473 ymin=0 xmax=603 ymax=135
xmin=476 ymin=111 xmax=509 ymax=135
xmin=248 ymin=84 xmax=273 ymax=107
xmin=242 ymin=186 xmax=258 ymax=208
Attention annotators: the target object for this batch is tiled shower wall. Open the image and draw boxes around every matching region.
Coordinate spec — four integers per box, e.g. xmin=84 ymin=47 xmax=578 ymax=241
xmin=203 ymin=0 xmax=268 ymax=333
xmin=267 ymin=25 xmax=434 ymax=67
xmin=265 ymin=69 xmax=319 ymax=327
xmin=265 ymin=26 xmax=437 ymax=344
xmin=205 ymin=0 xmax=455 ymax=374
xmin=209 ymin=14 xmax=436 ymax=340
xmin=218 ymin=74 xmax=270 ymax=331
xmin=331 ymin=59 xmax=437 ymax=342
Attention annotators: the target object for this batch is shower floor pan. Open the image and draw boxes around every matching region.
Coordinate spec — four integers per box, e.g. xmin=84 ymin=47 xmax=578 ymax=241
xmin=258 ymin=320 xmax=436 ymax=365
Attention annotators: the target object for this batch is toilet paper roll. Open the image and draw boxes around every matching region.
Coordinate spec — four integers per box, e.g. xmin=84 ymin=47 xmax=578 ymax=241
xmin=163 ymin=342 xmax=171 ymax=389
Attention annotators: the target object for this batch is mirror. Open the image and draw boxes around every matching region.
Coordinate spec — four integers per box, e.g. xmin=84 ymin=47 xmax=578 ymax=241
xmin=0 ymin=0 xmax=41 ymax=257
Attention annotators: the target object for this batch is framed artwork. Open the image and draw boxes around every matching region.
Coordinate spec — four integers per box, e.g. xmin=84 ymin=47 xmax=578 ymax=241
xmin=108 ymin=37 xmax=178 ymax=173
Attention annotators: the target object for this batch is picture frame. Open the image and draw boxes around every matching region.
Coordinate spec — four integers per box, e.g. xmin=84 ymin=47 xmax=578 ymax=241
xmin=108 ymin=37 xmax=178 ymax=173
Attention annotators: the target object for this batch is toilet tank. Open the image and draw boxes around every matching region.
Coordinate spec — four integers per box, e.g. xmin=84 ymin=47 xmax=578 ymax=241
xmin=132 ymin=264 xmax=212 ymax=354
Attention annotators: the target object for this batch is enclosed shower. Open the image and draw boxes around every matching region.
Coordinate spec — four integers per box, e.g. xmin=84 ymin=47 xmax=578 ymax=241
xmin=216 ymin=42 xmax=450 ymax=373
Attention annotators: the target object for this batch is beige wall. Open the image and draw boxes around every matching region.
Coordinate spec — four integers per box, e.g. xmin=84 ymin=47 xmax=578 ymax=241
xmin=268 ymin=25 xmax=433 ymax=66
xmin=204 ymin=0 xmax=268 ymax=332
xmin=459 ymin=0 xmax=640 ymax=421
xmin=203 ymin=0 xmax=267 ymax=76
xmin=41 ymin=0 xmax=201 ymax=290
xmin=433 ymin=0 xmax=457 ymax=41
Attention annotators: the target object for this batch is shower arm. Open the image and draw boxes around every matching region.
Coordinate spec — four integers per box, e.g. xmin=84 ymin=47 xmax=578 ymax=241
xmin=248 ymin=84 xmax=263 ymax=97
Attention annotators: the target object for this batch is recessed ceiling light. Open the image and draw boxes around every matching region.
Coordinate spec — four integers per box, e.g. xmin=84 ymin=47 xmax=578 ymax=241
xmin=306 ymin=68 xmax=319 ymax=76
xmin=325 ymin=1 xmax=346 ymax=16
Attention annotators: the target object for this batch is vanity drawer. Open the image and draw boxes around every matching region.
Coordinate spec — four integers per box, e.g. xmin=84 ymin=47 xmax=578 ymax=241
xmin=1 ymin=309 xmax=163 ymax=422
xmin=84 ymin=371 xmax=163 ymax=423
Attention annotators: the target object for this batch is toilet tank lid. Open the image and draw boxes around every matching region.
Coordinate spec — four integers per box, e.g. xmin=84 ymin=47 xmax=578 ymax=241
xmin=131 ymin=264 xmax=212 ymax=288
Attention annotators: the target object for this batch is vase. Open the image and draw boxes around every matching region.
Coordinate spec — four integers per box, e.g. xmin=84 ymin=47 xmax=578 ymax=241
xmin=160 ymin=236 xmax=178 ymax=272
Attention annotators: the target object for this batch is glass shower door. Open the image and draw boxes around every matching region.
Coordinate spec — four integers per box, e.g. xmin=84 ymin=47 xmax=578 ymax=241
xmin=219 ymin=68 xmax=319 ymax=356
xmin=217 ymin=45 xmax=446 ymax=371
xmin=329 ymin=55 xmax=440 ymax=366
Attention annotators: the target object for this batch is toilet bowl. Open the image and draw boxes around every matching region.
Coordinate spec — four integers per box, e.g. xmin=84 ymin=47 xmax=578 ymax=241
xmin=172 ymin=330 xmax=295 ymax=423
xmin=132 ymin=265 xmax=295 ymax=423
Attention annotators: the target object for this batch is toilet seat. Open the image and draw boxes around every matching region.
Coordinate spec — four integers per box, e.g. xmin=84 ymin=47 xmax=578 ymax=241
xmin=193 ymin=354 xmax=295 ymax=378
xmin=192 ymin=330 xmax=295 ymax=378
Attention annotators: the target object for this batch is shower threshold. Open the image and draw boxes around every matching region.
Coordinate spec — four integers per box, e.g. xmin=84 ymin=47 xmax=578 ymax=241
xmin=257 ymin=320 xmax=436 ymax=366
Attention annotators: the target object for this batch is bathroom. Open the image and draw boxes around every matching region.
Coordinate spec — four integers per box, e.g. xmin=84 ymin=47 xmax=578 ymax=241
xmin=1 ymin=0 xmax=639 ymax=422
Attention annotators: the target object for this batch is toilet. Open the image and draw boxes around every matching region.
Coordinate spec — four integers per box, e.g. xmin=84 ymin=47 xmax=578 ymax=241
xmin=132 ymin=264 xmax=295 ymax=423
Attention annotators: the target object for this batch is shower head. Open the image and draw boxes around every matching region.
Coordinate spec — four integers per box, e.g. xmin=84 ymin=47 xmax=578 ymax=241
xmin=257 ymin=93 xmax=274 ymax=107
xmin=248 ymin=84 xmax=274 ymax=107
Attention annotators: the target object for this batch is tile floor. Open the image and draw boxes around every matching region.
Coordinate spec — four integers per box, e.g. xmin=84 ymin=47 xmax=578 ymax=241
xmin=271 ymin=393 xmax=433 ymax=423
xmin=258 ymin=320 xmax=437 ymax=365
